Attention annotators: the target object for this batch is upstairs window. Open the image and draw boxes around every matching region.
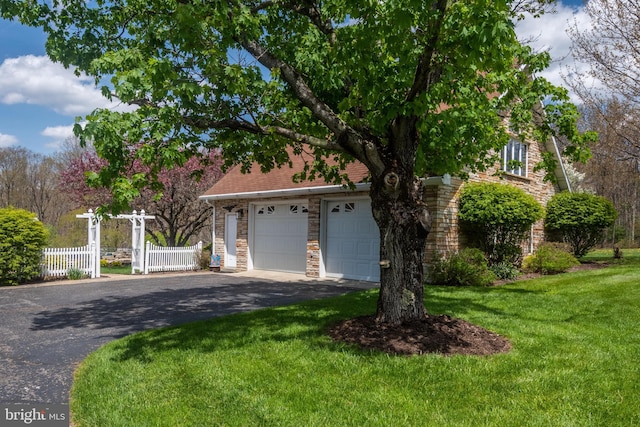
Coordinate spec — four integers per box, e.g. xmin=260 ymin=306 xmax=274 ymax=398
xmin=501 ymin=139 xmax=528 ymax=177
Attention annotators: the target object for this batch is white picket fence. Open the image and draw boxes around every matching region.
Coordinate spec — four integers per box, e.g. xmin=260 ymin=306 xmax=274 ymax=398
xmin=144 ymin=241 xmax=202 ymax=274
xmin=41 ymin=243 xmax=97 ymax=279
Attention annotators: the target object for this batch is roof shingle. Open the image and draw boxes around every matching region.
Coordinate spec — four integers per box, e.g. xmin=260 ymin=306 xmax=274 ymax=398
xmin=201 ymin=151 xmax=370 ymax=197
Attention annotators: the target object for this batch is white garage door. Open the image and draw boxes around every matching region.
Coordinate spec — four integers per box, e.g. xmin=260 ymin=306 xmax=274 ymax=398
xmin=253 ymin=203 xmax=308 ymax=273
xmin=325 ymin=199 xmax=380 ymax=281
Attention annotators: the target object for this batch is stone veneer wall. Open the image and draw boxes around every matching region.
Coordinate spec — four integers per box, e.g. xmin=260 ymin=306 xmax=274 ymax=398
xmin=424 ymin=136 xmax=562 ymax=264
xmin=213 ymin=200 xmax=249 ymax=271
xmin=212 ymin=135 xmax=562 ymax=275
xmin=306 ymin=197 xmax=321 ymax=278
xmin=213 ymin=192 xmax=369 ymax=276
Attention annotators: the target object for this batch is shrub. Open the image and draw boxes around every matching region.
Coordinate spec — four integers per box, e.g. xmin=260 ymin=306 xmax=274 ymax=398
xmin=458 ymin=183 xmax=544 ymax=266
xmin=545 ymin=192 xmax=617 ymax=258
xmin=0 ymin=207 xmax=49 ymax=286
xmin=197 ymin=249 xmax=211 ymax=270
xmin=490 ymin=261 xmax=521 ymax=281
xmin=428 ymin=248 xmax=496 ymax=287
xmin=67 ymin=267 xmax=87 ymax=280
xmin=522 ymin=243 xmax=580 ymax=275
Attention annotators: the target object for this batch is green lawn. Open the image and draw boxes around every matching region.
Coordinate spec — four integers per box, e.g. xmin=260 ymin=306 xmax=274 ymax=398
xmin=71 ymin=256 xmax=640 ymax=426
xmin=100 ymin=264 xmax=133 ymax=275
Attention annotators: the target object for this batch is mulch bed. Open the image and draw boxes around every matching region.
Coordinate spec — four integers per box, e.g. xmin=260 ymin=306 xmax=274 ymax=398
xmin=329 ymin=314 xmax=511 ymax=356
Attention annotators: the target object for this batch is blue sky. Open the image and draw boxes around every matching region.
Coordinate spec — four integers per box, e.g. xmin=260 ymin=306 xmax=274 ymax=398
xmin=0 ymin=0 xmax=589 ymax=155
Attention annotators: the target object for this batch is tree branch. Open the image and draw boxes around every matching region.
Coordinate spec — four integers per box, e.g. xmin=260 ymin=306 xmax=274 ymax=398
xmin=238 ymin=37 xmax=386 ymax=175
xmin=288 ymin=1 xmax=337 ymax=45
xmin=405 ymin=0 xmax=447 ymax=103
xmin=182 ymin=115 xmax=343 ymax=151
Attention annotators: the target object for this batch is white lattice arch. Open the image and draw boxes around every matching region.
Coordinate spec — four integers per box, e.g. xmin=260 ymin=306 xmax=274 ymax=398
xmin=76 ymin=209 xmax=155 ymax=277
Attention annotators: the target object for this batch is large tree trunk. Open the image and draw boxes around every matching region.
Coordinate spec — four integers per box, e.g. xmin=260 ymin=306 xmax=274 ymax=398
xmin=370 ymin=166 xmax=431 ymax=325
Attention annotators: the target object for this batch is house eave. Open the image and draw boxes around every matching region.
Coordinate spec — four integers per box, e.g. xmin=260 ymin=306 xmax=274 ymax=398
xmin=199 ymin=175 xmax=450 ymax=201
xmin=546 ymin=134 xmax=571 ymax=193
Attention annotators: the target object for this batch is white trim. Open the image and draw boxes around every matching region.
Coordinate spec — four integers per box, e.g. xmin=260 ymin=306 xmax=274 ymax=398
xmin=199 ymin=176 xmax=449 ymax=201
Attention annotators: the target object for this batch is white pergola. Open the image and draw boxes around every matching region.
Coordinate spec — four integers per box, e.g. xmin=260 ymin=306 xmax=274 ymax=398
xmin=76 ymin=209 xmax=155 ymax=276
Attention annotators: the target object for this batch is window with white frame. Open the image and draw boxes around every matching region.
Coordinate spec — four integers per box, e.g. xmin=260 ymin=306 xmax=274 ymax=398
xmin=501 ymin=138 xmax=528 ymax=177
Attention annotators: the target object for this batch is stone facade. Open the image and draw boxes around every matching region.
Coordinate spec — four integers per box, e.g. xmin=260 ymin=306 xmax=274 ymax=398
xmin=424 ymin=136 xmax=561 ymax=262
xmin=208 ymin=136 xmax=563 ymax=278
xmin=211 ymin=192 xmax=370 ymax=276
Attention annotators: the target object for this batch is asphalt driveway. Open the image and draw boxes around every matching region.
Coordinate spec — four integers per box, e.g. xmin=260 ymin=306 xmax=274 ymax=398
xmin=0 ymin=271 xmax=374 ymax=405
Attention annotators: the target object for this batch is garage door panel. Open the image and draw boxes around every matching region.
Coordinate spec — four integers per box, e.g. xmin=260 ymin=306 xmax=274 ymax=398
xmin=325 ymin=199 xmax=380 ymax=281
xmin=253 ymin=203 xmax=307 ymax=273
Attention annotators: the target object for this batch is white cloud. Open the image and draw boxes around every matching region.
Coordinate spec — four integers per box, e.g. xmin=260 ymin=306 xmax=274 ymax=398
xmin=41 ymin=124 xmax=77 ymax=150
xmin=0 ymin=133 xmax=18 ymax=148
xmin=0 ymin=55 xmax=122 ymax=116
xmin=514 ymin=3 xmax=596 ymax=103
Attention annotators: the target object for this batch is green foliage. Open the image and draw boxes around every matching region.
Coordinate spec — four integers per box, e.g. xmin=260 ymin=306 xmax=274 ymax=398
xmin=197 ymin=249 xmax=211 ymax=270
xmin=522 ymin=243 xmax=580 ymax=275
xmin=458 ymin=182 xmax=544 ymax=265
xmin=67 ymin=267 xmax=87 ymax=280
xmin=490 ymin=261 xmax=522 ymax=280
xmin=1 ymin=0 xmax=594 ymax=210
xmin=0 ymin=207 xmax=49 ymax=286
xmin=428 ymin=248 xmax=496 ymax=287
xmin=545 ymin=192 xmax=618 ymax=257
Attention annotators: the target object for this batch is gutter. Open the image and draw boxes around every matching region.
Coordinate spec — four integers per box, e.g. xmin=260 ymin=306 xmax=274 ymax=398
xmin=198 ymin=175 xmax=451 ymax=201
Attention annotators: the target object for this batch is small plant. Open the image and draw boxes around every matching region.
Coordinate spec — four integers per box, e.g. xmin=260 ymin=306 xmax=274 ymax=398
xmin=613 ymin=247 xmax=623 ymax=259
xmin=67 ymin=267 xmax=87 ymax=280
xmin=522 ymin=243 xmax=580 ymax=275
xmin=490 ymin=261 xmax=521 ymax=280
xmin=196 ymin=249 xmax=211 ymax=270
xmin=428 ymin=248 xmax=496 ymax=287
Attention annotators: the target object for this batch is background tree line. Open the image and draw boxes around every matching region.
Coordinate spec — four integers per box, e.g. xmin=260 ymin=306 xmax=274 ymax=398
xmin=564 ymin=0 xmax=640 ymax=247
xmin=0 ymin=140 xmax=224 ymax=248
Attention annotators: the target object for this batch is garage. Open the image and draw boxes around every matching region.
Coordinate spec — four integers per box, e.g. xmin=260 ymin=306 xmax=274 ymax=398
xmin=252 ymin=203 xmax=308 ymax=273
xmin=324 ymin=199 xmax=380 ymax=281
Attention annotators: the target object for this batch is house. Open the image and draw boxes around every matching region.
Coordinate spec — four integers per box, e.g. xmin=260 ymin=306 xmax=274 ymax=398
xmin=199 ymin=137 xmax=570 ymax=282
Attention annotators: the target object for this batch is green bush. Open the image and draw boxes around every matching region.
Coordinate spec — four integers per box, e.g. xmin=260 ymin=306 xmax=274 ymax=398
xmin=0 ymin=207 xmax=49 ymax=286
xmin=458 ymin=182 xmax=543 ymax=266
xmin=428 ymin=248 xmax=496 ymax=287
xmin=197 ymin=249 xmax=211 ymax=270
xmin=490 ymin=261 xmax=521 ymax=280
xmin=522 ymin=243 xmax=580 ymax=275
xmin=545 ymin=192 xmax=617 ymax=258
xmin=67 ymin=267 xmax=87 ymax=280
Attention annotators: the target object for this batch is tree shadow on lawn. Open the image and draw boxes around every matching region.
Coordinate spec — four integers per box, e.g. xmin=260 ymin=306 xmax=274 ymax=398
xmin=29 ymin=279 xmax=369 ymax=340
xmin=101 ymin=286 xmax=528 ymax=362
xmin=101 ymin=291 xmax=379 ymax=363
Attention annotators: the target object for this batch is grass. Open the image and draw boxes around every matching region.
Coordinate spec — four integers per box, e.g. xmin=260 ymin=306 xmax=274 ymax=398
xmin=583 ymin=247 xmax=640 ymax=263
xmin=100 ymin=264 xmax=133 ymax=275
xmin=71 ymin=255 xmax=640 ymax=426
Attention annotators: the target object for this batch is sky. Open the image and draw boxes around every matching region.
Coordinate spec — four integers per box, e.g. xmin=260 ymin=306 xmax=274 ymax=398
xmin=0 ymin=0 xmax=589 ymax=155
